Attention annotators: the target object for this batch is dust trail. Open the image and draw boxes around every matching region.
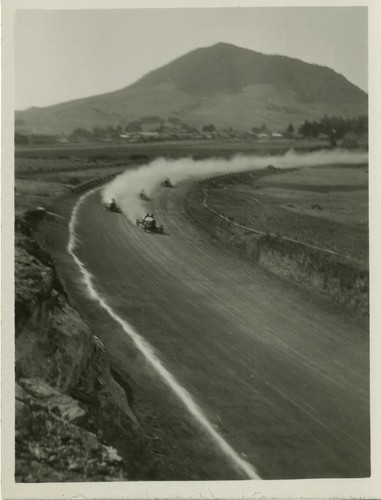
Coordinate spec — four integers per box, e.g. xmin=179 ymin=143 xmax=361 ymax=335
xmin=102 ymin=148 xmax=368 ymax=222
xmin=68 ymin=189 xmax=261 ymax=480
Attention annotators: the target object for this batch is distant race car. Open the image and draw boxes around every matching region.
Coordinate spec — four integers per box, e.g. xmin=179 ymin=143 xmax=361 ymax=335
xmin=139 ymin=190 xmax=150 ymax=201
xmin=136 ymin=215 xmax=164 ymax=234
xmin=162 ymin=178 xmax=174 ymax=188
xmin=104 ymin=198 xmax=121 ymax=213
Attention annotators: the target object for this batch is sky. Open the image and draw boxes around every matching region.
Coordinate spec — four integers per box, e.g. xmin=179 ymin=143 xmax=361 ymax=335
xmin=15 ymin=6 xmax=368 ymax=111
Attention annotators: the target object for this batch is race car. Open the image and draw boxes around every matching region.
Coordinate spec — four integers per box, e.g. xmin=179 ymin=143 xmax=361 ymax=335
xmin=161 ymin=178 xmax=174 ymax=188
xmin=139 ymin=190 xmax=150 ymax=201
xmin=136 ymin=214 xmax=164 ymax=234
xmin=104 ymin=198 xmax=120 ymax=213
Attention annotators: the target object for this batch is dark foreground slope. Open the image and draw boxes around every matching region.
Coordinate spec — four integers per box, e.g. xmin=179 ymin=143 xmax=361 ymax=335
xmin=16 ymin=43 xmax=367 ymax=134
xmin=15 ymin=213 xmax=153 ymax=481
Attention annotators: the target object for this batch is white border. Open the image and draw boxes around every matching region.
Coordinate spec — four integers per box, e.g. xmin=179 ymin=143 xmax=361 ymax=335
xmin=2 ymin=1 xmax=381 ymax=499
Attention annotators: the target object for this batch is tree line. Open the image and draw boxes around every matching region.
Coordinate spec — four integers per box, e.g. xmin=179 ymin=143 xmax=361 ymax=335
xmin=15 ymin=114 xmax=368 ymax=145
xmin=297 ymin=115 xmax=368 ymax=139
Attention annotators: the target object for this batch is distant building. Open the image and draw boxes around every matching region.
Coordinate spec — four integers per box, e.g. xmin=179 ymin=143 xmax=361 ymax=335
xmin=139 ymin=131 xmax=160 ymax=138
xmin=29 ymin=134 xmax=59 ymax=145
xmin=141 ymin=122 xmax=161 ymax=133
xmin=318 ymin=133 xmax=330 ymax=140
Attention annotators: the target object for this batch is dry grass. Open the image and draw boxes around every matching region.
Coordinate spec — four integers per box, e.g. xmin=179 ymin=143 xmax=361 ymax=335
xmin=207 ymin=164 xmax=368 ymax=265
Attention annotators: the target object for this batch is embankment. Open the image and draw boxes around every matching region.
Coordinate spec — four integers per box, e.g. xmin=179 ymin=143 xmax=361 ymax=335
xmin=14 ymin=211 xmax=149 ymax=482
xmin=184 ymin=171 xmax=369 ymax=322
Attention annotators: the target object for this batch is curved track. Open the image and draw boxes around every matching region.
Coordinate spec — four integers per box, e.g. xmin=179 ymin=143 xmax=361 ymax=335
xmin=74 ymin=182 xmax=369 ymax=480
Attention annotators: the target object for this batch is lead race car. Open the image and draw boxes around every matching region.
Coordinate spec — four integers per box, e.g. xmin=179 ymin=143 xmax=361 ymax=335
xmin=161 ymin=178 xmax=174 ymax=188
xmin=104 ymin=198 xmax=121 ymax=213
xmin=136 ymin=214 xmax=164 ymax=234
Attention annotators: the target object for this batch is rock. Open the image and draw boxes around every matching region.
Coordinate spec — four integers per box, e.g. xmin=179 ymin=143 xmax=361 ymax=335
xmin=103 ymin=445 xmax=123 ymax=463
xmin=15 ymin=399 xmax=30 ymax=428
xmin=15 ymin=222 xmax=135 ymax=482
xmin=68 ymin=460 xmax=82 ymax=472
xmin=15 ymin=385 xmax=128 ymax=482
xmin=28 ymin=443 xmax=48 ymax=461
xmin=19 ymin=378 xmax=87 ymax=424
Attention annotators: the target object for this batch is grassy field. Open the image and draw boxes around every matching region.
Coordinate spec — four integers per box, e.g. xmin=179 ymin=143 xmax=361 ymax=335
xmin=15 ymin=163 xmax=128 ymax=215
xmin=205 ymin=164 xmax=368 ymax=265
xmin=255 ymin=165 xmax=368 ymax=226
xmin=15 ymin=138 xmax=330 ymax=159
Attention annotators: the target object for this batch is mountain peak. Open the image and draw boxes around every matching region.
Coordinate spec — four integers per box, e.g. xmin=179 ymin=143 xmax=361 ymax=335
xmin=133 ymin=42 xmax=261 ymax=95
xmin=132 ymin=42 xmax=366 ymax=99
xmin=208 ymin=41 xmax=242 ymax=50
xmin=207 ymin=41 xmax=258 ymax=53
xmin=16 ymin=42 xmax=367 ymax=135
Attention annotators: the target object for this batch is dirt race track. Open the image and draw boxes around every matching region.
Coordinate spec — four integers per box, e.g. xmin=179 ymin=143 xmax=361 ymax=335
xmin=72 ymin=182 xmax=369 ymax=480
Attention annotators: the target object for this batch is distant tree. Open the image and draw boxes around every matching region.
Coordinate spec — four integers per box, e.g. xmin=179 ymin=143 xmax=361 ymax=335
xmin=311 ymin=121 xmax=320 ymax=138
xmin=287 ymin=123 xmax=295 ymax=134
xmin=298 ymin=115 xmax=368 ymax=139
xmin=299 ymin=119 xmax=319 ymax=138
xmin=180 ymin=122 xmax=195 ymax=132
xmin=92 ymin=126 xmax=105 ymax=140
xmin=141 ymin=115 xmax=162 ymax=124
xmin=329 ymin=134 xmax=337 ymax=148
xmin=168 ymin=117 xmax=181 ymax=125
xmin=260 ymin=122 xmax=268 ymax=133
xmin=70 ymin=127 xmax=92 ymax=140
xmin=202 ymin=124 xmax=216 ymax=133
xmin=15 ymin=132 xmax=29 ymax=145
xmin=357 ymin=116 xmax=368 ymax=135
xmin=125 ymin=120 xmax=142 ymax=132
xmin=298 ymin=120 xmax=312 ymax=137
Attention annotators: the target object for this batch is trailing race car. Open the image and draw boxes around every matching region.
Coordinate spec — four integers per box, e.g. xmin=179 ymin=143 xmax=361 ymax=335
xmin=136 ymin=214 xmax=164 ymax=234
xmin=139 ymin=190 xmax=150 ymax=201
xmin=104 ymin=198 xmax=121 ymax=212
xmin=162 ymin=178 xmax=174 ymax=188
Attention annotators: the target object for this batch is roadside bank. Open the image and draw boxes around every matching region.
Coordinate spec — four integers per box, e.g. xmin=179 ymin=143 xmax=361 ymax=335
xmin=184 ymin=167 xmax=369 ymax=324
xmin=15 ymin=212 xmax=142 ymax=481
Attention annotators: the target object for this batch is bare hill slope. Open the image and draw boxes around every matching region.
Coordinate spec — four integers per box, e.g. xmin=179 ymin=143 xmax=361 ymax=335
xmin=16 ymin=42 xmax=368 ymax=135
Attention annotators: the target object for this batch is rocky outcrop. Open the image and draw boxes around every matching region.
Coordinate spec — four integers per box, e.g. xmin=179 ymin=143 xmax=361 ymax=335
xmin=15 ymin=215 xmax=139 ymax=482
xmin=16 ymin=380 xmax=126 ymax=482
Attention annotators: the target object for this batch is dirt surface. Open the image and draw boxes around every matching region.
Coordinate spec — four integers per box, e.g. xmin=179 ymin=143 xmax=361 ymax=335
xmin=45 ymin=182 xmax=370 ymax=480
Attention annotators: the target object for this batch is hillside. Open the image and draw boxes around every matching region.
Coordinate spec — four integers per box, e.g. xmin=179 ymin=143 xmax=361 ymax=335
xmin=16 ymin=42 xmax=368 ymax=135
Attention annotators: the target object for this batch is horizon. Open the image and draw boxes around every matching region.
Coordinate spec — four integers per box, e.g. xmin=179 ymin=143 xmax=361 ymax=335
xmin=15 ymin=7 xmax=368 ymax=111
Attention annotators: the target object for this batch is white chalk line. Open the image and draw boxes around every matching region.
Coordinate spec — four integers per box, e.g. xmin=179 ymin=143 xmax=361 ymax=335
xmin=67 ymin=189 xmax=261 ymax=480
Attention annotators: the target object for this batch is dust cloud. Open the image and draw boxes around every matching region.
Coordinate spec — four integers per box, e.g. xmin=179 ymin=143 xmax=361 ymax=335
xmin=102 ymin=149 xmax=368 ymax=222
